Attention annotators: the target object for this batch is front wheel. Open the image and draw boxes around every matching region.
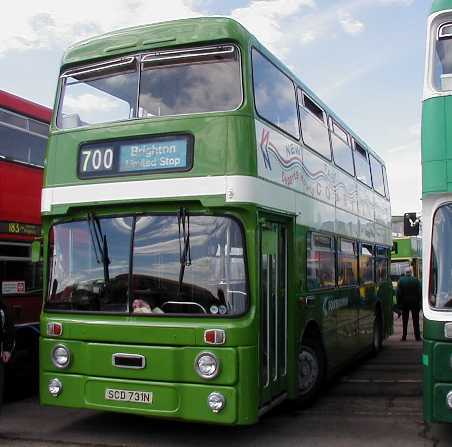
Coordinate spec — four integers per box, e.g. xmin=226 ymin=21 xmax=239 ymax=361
xmin=296 ymin=338 xmax=325 ymax=408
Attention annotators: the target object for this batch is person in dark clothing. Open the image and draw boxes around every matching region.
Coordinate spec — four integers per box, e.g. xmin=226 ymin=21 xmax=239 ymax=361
xmin=396 ymin=270 xmax=422 ymax=341
xmin=0 ymin=299 xmax=15 ymax=411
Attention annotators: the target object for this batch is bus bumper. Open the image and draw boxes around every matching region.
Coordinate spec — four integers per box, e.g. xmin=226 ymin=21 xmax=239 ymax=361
xmin=40 ymin=372 xmax=249 ymax=425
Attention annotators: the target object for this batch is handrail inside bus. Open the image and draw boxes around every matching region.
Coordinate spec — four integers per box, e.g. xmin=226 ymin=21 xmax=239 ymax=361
xmin=161 ymin=301 xmax=207 ymax=314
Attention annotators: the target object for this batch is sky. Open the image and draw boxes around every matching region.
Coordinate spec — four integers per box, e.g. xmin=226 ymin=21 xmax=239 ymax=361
xmin=0 ymin=0 xmax=431 ymax=216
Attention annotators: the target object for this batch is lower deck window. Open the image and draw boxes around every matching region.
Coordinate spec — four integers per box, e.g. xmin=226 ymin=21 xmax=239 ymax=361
xmin=307 ymin=233 xmax=335 ymax=290
xmin=0 ymin=242 xmax=42 ymax=295
xmin=359 ymin=244 xmax=374 ymax=285
xmin=46 ymin=214 xmax=248 ymax=316
xmin=338 ymin=239 xmax=358 ymax=287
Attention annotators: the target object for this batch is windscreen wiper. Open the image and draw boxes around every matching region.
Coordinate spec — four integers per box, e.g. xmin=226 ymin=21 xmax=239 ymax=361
xmin=177 ymin=208 xmax=191 ymax=296
xmin=88 ymin=213 xmax=110 ymax=284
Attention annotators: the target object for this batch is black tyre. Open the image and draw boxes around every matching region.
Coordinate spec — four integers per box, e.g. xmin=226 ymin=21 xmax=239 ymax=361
xmin=296 ymin=338 xmax=325 ymax=408
xmin=371 ymin=314 xmax=383 ymax=355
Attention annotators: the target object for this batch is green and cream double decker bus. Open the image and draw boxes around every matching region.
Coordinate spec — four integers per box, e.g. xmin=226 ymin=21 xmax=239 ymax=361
xmin=39 ymin=17 xmax=393 ymax=425
xmin=422 ymin=0 xmax=452 ymax=424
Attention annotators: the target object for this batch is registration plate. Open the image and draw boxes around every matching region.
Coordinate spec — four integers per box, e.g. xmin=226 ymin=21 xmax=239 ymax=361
xmin=105 ymin=388 xmax=153 ymax=404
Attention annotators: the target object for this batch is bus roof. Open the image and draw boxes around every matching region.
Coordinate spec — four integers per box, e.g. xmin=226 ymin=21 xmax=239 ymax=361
xmin=62 ymin=17 xmax=250 ymax=67
xmin=432 ymin=0 xmax=452 ymax=14
xmin=0 ymin=90 xmax=51 ymax=123
xmin=62 ymin=16 xmax=384 ymax=166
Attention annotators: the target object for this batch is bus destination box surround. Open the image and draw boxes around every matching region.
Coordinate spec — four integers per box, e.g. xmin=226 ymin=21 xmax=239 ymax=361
xmin=78 ymin=134 xmax=194 ymax=179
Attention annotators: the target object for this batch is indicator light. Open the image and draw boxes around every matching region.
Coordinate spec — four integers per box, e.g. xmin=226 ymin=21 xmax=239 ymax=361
xmin=204 ymin=329 xmax=226 ymax=345
xmin=47 ymin=322 xmax=63 ymax=337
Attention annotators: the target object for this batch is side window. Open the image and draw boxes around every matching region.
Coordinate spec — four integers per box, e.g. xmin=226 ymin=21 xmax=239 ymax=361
xmin=375 ymin=246 xmax=389 ymax=283
xmin=330 ymin=120 xmax=354 ymax=175
xmin=354 ymin=141 xmax=372 ymax=187
xmin=298 ymin=90 xmax=331 ymax=159
xmin=338 ymin=239 xmax=358 ymax=287
xmin=359 ymin=243 xmax=374 ymax=284
xmin=307 ymin=233 xmax=335 ymax=290
xmin=252 ymin=49 xmax=299 ymax=139
xmin=0 ymin=108 xmax=49 ymax=167
xmin=370 ymin=155 xmax=385 ymax=196
xmin=382 ymin=165 xmax=390 ymax=199
xmin=0 ymin=242 xmax=43 ymax=294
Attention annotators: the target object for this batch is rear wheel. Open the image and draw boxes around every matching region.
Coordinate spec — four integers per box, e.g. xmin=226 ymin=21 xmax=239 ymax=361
xmin=296 ymin=338 xmax=325 ymax=408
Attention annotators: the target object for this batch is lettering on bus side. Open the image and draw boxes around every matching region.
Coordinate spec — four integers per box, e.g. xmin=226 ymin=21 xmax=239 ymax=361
xmin=322 ymin=296 xmax=349 ymax=316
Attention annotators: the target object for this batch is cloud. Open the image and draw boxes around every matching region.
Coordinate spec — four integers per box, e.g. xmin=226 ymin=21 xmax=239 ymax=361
xmin=230 ymin=0 xmax=316 ymax=54
xmin=318 ymin=61 xmax=382 ymax=101
xmin=1 ymin=0 xmax=201 ymax=57
xmin=64 ymin=93 xmax=121 ymax=113
xmin=376 ymin=0 xmax=414 ymax=5
xmin=386 ymin=144 xmax=421 ymax=214
xmin=384 ymin=124 xmax=421 ymax=214
xmin=338 ymin=10 xmax=365 ymax=35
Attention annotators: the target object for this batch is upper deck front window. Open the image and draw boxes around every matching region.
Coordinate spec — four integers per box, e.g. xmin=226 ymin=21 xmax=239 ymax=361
xmin=57 ymin=45 xmax=242 ymax=129
xmin=433 ymin=22 xmax=452 ymax=91
xmin=139 ymin=45 xmax=242 ymax=117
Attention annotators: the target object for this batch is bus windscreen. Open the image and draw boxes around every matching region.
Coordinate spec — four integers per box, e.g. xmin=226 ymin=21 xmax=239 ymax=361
xmin=46 ymin=215 xmax=248 ymax=316
xmin=57 ymin=45 xmax=242 ymax=129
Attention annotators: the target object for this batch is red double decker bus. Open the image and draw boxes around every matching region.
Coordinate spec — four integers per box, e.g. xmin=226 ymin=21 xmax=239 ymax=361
xmin=0 ymin=90 xmax=51 ymax=386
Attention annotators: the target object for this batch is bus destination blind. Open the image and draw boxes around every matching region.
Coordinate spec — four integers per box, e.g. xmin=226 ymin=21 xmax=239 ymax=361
xmin=0 ymin=221 xmax=41 ymax=236
xmin=78 ymin=135 xmax=192 ymax=178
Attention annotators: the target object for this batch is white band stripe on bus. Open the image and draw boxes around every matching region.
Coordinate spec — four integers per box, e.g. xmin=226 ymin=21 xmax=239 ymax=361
xmin=41 ymin=175 xmax=293 ymax=213
xmin=41 ymin=175 xmax=390 ymax=245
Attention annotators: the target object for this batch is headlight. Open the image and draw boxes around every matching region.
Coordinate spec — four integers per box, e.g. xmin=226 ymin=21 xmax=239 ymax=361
xmin=207 ymin=392 xmax=225 ymax=413
xmin=194 ymin=352 xmax=220 ymax=379
xmin=447 ymin=391 xmax=452 ymax=409
xmin=48 ymin=378 xmax=63 ymax=397
xmin=51 ymin=344 xmax=71 ymax=369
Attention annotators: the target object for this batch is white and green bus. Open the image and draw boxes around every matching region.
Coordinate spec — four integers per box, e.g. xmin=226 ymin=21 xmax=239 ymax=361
xmin=422 ymin=0 xmax=452 ymax=424
xmin=38 ymin=17 xmax=393 ymax=424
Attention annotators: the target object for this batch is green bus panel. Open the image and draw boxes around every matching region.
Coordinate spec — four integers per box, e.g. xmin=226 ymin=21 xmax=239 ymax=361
xmin=423 ymin=319 xmax=452 ymax=423
xmin=432 ymin=0 xmax=452 ymax=13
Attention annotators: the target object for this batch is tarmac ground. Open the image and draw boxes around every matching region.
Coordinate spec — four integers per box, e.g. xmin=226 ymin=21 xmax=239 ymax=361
xmin=1 ymin=315 xmax=449 ymax=446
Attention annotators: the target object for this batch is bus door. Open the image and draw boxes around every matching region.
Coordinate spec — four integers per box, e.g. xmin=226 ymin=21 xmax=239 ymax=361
xmin=260 ymin=222 xmax=288 ymax=405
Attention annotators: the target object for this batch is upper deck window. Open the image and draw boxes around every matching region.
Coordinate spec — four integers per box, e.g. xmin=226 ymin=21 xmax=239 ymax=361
xmin=298 ymin=90 xmax=331 ymax=160
xmin=382 ymin=165 xmax=390 ymax=199
xmin=57 ymin=45 xmax=243 ymax=129
xmin=330 ymin=119 xmax=354 ymax=175
xmin=433 ymin=22 xmax=452 ymax=91
xmin=139 ymin=45 xmax=242 ymax=117
xmin=370 ymin=154 xmax=385 ymax=196
xmin=252 ymin=49 xmax=299 ymax=139
xmin=0 ymin=107 xmax=48 ymax=166
xmin=58 ymin=57 xmax=139 ymax=129
xmin=354 ymin=141 xmax=372 ymax=187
